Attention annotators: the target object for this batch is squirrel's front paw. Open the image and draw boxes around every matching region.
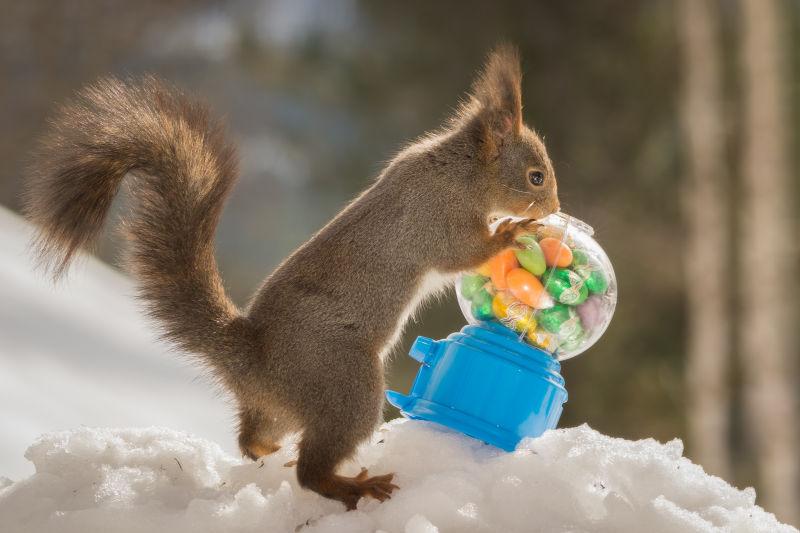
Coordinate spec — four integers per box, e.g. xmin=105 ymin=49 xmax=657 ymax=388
xmin=494 ymin=218 xmax=541 ymax=246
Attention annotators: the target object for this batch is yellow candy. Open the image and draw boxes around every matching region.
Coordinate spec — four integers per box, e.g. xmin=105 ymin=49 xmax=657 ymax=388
xmin=527 ymin=330 xmax=554 ymax=349
xmin=492 ymin=292 xmax=513 ymax=319
xmin=491 ymin=291 xmax=556 ymax=350
xmin=492 ymin=292 xmax=544 ymax=345
xmin=513 ymin=314 xmax=538 ymax=335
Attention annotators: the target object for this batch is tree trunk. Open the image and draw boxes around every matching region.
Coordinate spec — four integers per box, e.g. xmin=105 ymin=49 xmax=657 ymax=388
xmin=739 ymin=0 xmax=799 ymax=523
xmin=678 ymin=0 xmax=731 ymax=480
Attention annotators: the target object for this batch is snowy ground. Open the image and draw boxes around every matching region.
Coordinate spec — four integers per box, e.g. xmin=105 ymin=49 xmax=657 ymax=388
xmin=0 ymin=206 xmax=234 ymax=480
xmin=0 ymin=421 xmax=794 ymax=533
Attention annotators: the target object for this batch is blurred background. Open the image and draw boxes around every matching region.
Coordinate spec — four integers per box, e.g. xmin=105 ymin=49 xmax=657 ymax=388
xmin=0 ymin=0 xmax=797 ymax=525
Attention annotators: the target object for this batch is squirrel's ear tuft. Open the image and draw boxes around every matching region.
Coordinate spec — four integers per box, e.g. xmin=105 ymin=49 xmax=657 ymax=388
xmin=469 ymin=44 xmax=523 ymax=159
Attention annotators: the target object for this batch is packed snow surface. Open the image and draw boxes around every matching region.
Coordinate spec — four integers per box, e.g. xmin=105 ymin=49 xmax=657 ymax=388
xmin=0 ymin=421 xmax=794 ymax=533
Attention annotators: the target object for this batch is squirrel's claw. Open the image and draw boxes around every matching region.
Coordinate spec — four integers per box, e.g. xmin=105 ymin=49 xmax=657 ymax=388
xmin=330 ymin=469 xmax=399 ymax=510
xmin=494 ymin=217 xmax=541 ymax=245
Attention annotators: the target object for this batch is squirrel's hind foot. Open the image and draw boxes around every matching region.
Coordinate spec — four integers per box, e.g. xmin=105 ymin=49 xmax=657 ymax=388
xmin=317 ymin=468 xmax=398 ymax=510
xmin=240 ymin=440 xmax=281 ymax=461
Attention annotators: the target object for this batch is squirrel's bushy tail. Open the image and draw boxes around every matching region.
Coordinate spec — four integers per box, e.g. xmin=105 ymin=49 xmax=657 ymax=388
xmin=24 ymin=76 xmax=255 ymax=371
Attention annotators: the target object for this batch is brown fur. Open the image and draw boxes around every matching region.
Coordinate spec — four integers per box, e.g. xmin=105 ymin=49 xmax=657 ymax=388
xmin=23 ymin=45 xmax=559 ymax=509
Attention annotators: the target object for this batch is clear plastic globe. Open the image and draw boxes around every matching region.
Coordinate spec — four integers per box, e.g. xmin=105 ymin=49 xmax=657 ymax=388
xmin=456 ymin=212 xmax=617 ymax=361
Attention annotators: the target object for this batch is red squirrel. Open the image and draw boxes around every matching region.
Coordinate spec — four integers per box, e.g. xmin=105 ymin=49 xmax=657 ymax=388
xmin=24 ymin=45 xmax=560 ymax=509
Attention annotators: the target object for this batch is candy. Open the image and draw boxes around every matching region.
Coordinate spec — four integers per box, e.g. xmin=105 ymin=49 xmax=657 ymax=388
xmin=556 ymin=309 xmax=586 ymax=349
xmin=514 ymin=237 xmax=547 ymax=276
xmin=557 ymin=326 xmax=586 ymax=352
xmin=456 ymin=213 xmax=616 ymax=361
xmin=493 ymin=291 xmax=539 ymax=334
xmin=558 ymin=313 xmax=584 ymax=339
xmin=527 ymin=329 xmax=554 ymax=349
xmin=539 ymin=238 xmax=573 ymax=268
xmin=506 ymin=268 xmax=552 ymax=308
xmin=571 ymin=252 xmax=609 ymax=295
xmin=492 ymin=291 xmax=524 ymax=321
xmin=544 ymin=268 xmax=588 ymax=306
xmin=488 ymin=249 xmax=519 ymax=290
xmin=571 ymin=249 xmax=591 ymax=267
xmin=475 ymin=261 xmax=492 ymax=277
xmin=516 ymin=234 xmax=538 ymax=247
xmin=471 ymin=288 xmax=495 ymax=321
xmin=512 ymin=313 xmax=538 ymax=335
xmin=491 ymin=291 xmax=514 ymax=319
xmin=460 ymin=274 xmax=488 ymax=300
xmin=585 ymin=270 xmax=609 ymax=294
xmin=577 ymin=296 xmax=604 ymax=331
xmin=538 ymin=304 xmax=574 ymax=334
xmin=561 ymin=283 xmax=589 ymax=306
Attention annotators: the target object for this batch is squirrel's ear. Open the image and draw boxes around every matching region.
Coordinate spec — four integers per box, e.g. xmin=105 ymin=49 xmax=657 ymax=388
xmin=469 ymin=44 xmax=523 ymax=160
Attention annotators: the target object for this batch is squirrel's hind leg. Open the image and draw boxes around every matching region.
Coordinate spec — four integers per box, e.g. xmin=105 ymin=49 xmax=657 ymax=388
xmin=296 ymin=428 xmax=398 ymax=510
xmin=293 ymin=353 xmax=398 ymax=510
xmin=238 ymin=406 xmax=292 ymax=460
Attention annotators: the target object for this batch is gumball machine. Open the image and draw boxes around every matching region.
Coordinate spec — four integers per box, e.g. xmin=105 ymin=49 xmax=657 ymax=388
xmin=386 ymin=213 xmax=617 ymax=450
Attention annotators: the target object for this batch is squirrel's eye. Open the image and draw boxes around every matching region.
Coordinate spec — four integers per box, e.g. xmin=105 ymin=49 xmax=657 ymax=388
xmin=528 ymin=170 xmax=545 ymax=186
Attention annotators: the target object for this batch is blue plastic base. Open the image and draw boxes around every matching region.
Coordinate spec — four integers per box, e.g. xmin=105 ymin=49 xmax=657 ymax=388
xmin=387 ymin=322 xmax=568 ymax=451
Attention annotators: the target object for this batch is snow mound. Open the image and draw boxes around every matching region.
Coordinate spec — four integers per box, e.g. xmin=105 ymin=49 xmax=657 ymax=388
xmin=0 ymin=421 xmax=794 ymax=533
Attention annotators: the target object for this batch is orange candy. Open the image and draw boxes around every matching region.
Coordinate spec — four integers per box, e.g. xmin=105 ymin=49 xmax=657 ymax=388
xmin=506 ymin=268 xmax=546 ymax=307
xmin=539 ymin=238 xmax=573 ymax=267
xmin=475 ymin=261 xmax=492 ymax=277
xmin=488 ymin=249 xmax=519 ymax=290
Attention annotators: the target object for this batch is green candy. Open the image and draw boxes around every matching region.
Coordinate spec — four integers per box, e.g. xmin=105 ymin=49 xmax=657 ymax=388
xmin=585 ymin=270 xmax=608 ymax=294
xmin=471 ymin=288 xmax=495 ymax=321
xmin=571 ymin=249 xmax=591 ymax=267
xmin=544 ymin=268 xmax=588 ymax=306
xmin=558 ymin=326 xmax=586 ymax=351
xmin=460 ymin=274 xmax=489 ymax=300
xmin=571 ymin=251 xmax=609 ymax=295
xmin=514 ymin=238 xmax=546 ymax=276
xmin=537 ymin=304 xmax=573 ymax=334
xmin=544 ymin=276 xmax=569 ymax=299
xmin=563 ymin=283 xmax=589 ymax=306
xmin=539 ymin=304 xmax=584 ymax=345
